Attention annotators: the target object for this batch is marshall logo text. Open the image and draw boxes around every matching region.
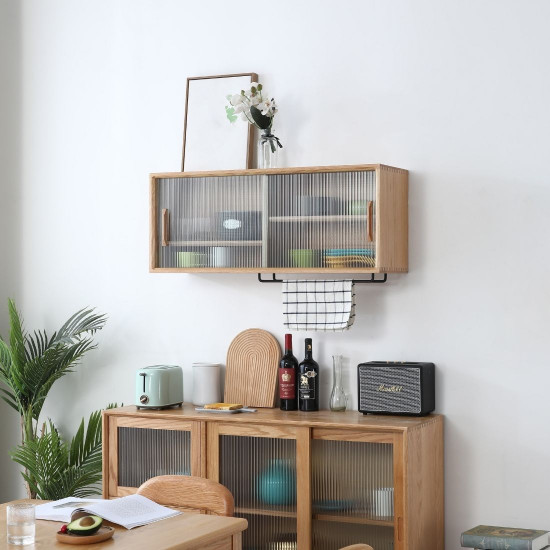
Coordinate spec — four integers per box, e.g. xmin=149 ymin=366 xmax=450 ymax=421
xmin=377 ymin=384 xmax=403 ymax=393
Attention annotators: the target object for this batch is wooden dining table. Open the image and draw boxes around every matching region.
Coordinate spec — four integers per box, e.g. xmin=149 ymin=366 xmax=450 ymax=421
xmin=1 ymin=500 xmax=247 ymax=549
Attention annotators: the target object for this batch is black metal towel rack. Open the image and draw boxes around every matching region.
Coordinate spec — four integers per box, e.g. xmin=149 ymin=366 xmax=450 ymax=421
xmin=257 ymin=273 xmax=388 ymax=284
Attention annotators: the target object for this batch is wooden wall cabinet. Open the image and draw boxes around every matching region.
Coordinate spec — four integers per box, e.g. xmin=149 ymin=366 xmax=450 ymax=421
xmin=103 ymin=406 xmax=443 ymax=550
xmin=150 ymin=164 xmax=408 ymax=273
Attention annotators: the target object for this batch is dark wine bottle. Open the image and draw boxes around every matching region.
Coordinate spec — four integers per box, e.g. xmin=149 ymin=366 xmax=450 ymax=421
xmin=279 ymin=334 xmax=298 ymax=411
xmin=298 ymin=338 xmax=319 ymax=411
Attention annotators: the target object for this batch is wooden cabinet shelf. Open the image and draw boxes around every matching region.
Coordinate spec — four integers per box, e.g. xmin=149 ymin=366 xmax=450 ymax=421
xmin=268 ymin=215 xmax=368 ymax=223
xmin=236 ymin=506 xmax=297 ymax=518
xmin=167 ymin=240 xmax=262 ymax=247
xmin=150 ymin=164 xmax=408 ymax=273
xmin=103 ymin=405 xmax=442 ymax=550
xmin=313 ymin=513 xmax=394 ymax=527
xmin=235 ymin=508 xmax=393 ymax=527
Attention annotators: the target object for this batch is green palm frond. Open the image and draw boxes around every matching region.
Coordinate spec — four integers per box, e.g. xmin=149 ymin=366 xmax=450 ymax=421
xmin=24 ymin=330 xmax=56 ymax=364
xmin=27 ymin=339 xmax=99 ymax=420
xmin=11 ymin=408 xmax=111 ymax=500
xmin=12 ymin=420 xmax=69 ymax=500
xmin=0 ymin=340 xmax=19 ymax=412
xmin=0 ymin=337 xmax=13 ymax=370
xmin=55 ymin=308 xmax=107 ymax=344
xmin=8 ymin=299 xmax=27 ymax=372
xmin=69 ymin=409 xmax=102 ymax=469
xmin=0 ymin=299 xmax=106 ymax=423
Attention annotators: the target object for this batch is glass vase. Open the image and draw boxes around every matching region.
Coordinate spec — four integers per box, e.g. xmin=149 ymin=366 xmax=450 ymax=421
xmin=330 ymin=355 xmax=348 ymax=412
xmin=258 ymin=129 xmax=281 ymax=169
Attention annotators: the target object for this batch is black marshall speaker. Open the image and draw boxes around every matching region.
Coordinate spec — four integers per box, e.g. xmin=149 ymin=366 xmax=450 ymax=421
xmin=357 ymin=362 xmax=435 ymax=416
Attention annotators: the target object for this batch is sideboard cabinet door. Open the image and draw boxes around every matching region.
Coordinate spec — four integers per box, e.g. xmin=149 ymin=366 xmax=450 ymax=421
xmin=311 ymin=429 xmax=403 ymax=550
xmin=103 ymin=416 xmax=204 ymax=498
xmin=207 ymin=423 xmax=311 ymax=550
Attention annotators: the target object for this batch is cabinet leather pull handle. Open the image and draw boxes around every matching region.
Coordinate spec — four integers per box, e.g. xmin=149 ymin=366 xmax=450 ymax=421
xmin=397 ymin=516 xmax=403 ymax=541
xmin=162 ymin=209 xmax=170 ymax=247
xmin=367 ymin=200 xmax=374 ymax=242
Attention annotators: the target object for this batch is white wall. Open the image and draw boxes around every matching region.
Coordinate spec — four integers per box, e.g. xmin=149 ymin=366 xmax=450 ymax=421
xmin=2 ymin=0 xmax=550 ymax=546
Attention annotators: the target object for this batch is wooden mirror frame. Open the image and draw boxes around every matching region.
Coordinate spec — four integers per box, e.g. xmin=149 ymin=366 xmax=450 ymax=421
xmin=181 ymin=73 xmax=258 ymax=172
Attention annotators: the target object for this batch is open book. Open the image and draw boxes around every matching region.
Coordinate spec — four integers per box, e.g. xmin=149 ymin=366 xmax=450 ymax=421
xmin=35 ymin=495 xmax=180 ymax=529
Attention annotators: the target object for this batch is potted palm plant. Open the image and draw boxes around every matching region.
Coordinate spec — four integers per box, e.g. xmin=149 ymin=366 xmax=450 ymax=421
xmin=0 ymin=299 xmax=108 ymax=498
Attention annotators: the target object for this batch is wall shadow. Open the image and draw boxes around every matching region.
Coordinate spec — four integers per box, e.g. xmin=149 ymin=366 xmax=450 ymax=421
xmin=0 ymin=0 xmax=24 ymax=500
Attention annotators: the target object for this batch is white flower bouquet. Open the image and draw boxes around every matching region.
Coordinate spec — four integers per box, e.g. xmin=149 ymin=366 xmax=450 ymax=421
xmin=225 ymin=82 xmax=283 ymax=163
xmin=225 ymin=82 xmax=278 ymax=131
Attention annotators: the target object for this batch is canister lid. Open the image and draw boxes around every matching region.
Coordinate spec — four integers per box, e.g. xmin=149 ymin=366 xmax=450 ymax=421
xmin=142 ymin=365 xmax=181 ymax=370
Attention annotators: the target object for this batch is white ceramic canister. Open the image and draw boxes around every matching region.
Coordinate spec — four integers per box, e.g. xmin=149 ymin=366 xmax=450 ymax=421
xmin=210 ymin=247 xmax=232 ymax=268
xmin=192 ymin=363 xmax=222 ymax=406
xmin=372 ymin=487 xmax=394 ymax=517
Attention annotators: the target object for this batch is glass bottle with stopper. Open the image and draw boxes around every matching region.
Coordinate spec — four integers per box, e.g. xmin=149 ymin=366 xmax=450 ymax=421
xmin=330 ymin=355 xmax=348 ymax=412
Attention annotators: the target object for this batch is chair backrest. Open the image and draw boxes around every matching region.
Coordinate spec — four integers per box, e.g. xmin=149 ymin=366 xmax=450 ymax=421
xmin=338 ymin=545 xmax=374 ymax=550
xmin=136 ymin=475 xmax=234 ymax=517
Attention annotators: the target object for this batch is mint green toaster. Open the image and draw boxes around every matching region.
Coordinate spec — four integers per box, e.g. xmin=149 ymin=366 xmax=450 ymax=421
xmin=136 ymin=365 xmax=183 ymax=409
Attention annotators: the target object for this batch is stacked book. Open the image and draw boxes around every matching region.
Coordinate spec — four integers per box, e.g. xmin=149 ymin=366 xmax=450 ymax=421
xmin=461 ymin=525 xmax=549 ymax=550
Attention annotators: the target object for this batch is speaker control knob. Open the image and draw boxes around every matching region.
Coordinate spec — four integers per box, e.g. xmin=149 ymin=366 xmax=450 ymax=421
xmin=140 ymin=395 xmax=149 ymax=404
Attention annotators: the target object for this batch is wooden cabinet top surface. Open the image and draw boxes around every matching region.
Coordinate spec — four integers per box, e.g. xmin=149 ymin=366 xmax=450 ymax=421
xmin=150 ymin=163 xmax=408 ymax=179
xmin=105 ymin=404 xmax=441 ymax=432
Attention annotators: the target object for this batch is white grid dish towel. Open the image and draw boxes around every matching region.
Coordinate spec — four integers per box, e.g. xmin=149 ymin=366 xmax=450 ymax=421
xmin=282 ymin=280 xmax=356 ymax=331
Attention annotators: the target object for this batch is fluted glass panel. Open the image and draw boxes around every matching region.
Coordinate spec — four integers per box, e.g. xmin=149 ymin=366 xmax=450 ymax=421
xmin=312 ymin=439 xmax=394 ymax=549
xmin=268 ymin=170 xmax=376 ymax=269
xmin=220 ymin=435 xmax=297 ymax=550
xmin=156 ymin=169 xmax=376 ymax=270
xmin=313 ymin=521 xmax=394 ymax=550
xmin=118 ymin=428 xmax=191 ymax=487
xmin=158 ymin=176 xmax=263 ymax=268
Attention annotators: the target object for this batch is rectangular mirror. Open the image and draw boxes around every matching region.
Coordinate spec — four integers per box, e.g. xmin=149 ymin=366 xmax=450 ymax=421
xmin=182 ymin=73 xmax=257 ymax=172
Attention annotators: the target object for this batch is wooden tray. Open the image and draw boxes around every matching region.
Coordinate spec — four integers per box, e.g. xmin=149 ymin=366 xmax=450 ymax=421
xmin=57 ymin=526 xmax=114 ymax=545
xmin=224 ymin=328 xmax=281 ymax=407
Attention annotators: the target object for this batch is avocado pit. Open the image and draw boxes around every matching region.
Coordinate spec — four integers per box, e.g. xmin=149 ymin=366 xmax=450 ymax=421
xmin=66 ymin=515 xmax=103 ymax=536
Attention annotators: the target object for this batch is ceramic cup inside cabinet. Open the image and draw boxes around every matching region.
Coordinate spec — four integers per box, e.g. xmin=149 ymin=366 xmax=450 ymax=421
xmin=298 ymin=196 xmax=341 ymax=216
xmin=192 ymin=363 xmax=221 ymax=405
xmin=289 ymin=249 xmax=321 ymax=268
xmin=210 ymin=247 xmax=233 ymax=267
xmin=372 ymin=487 xmax=394 ymax=518
xmin=177 ymin=252 xmax=206 ymax=268
xmin=348 ymin=200 xmax=368 ymax=215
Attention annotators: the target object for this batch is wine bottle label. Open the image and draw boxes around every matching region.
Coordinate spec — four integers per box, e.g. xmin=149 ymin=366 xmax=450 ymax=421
xmin=279 ymin=368 xmax=296 ymax=399
xmin=299 ymin=369 xmax=317 ymax=400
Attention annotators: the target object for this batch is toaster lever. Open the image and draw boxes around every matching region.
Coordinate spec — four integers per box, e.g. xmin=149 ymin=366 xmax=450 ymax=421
xmin=139 ymin=372 xmax=146 ymax=393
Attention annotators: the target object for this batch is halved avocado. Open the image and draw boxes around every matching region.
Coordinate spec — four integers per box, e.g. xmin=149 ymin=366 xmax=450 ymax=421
xmin=66 ymin=515 xmax=103 ymax=536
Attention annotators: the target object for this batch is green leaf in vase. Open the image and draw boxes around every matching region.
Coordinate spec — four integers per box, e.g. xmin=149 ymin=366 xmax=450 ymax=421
xmin=225 ymin=106 xmax=237 ymax=123
xmin=250 ymin=105 xmax=272 ymax=130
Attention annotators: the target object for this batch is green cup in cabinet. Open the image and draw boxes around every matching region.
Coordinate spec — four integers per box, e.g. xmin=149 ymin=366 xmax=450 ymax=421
xmin=176 ymin=252 xmax=206 ymax=268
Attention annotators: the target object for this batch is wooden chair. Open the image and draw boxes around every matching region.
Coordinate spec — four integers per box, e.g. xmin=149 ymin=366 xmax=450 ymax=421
xmin=339 ymin=545 xmax=374 ymax=550
xmin=136 ymin=475 xmax=234 ymax=517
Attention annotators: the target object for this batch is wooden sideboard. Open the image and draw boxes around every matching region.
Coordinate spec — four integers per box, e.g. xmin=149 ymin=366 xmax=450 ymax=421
xmin=103 ymin=405 xmax=443 ymax=550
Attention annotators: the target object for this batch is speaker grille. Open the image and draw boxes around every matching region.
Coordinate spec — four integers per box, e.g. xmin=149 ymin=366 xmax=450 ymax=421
xmin=359 ymin=366 xmax=421 ymax=414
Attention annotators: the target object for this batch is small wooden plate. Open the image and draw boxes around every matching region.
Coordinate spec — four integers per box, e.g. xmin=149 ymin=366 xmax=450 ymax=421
xmin=56 ymin=526 xmax=114 ymax=545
